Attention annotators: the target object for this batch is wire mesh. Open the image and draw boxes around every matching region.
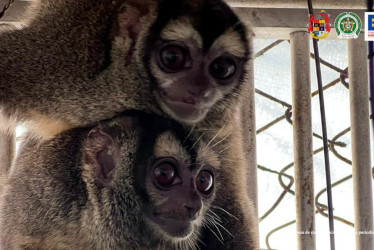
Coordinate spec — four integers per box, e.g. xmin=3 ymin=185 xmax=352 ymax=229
xmin=254 ymin=39 xmax=362 ymax=250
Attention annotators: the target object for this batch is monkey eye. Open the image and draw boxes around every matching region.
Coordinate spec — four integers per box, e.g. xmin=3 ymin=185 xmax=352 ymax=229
xmin=153 ymin=161 xmax=177 ymax=186
xmin=196 ymin=170 xmax=214 ymax=195
xmin=209 ymin=56 xmax=236 ymax=82
xmin=159 ymin=44 xmax=189 ymax=72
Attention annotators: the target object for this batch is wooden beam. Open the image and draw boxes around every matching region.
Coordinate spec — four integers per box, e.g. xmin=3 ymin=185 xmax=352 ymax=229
xmin=227 ymin=0 xmax=367 ymax=9
xmin=1 ymin=2 xmax=366 ymax=40
xmin=234 ymin=8 xmax=365 ymax=39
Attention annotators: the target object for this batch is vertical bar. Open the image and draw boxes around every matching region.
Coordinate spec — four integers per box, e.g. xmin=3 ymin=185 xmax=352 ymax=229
xmin=369 ymin=40 xmax=374 ymax=139
xmin=307 ymin=6 xmax=336 ymax=246
xmin=348 ymin=36 xmax=374 ymax=250
xmin=367 ymin=0 xmax=374 ymax=141
xmin=241 ymin=35 xmax=259 ymax=240
xmin=243 ymin=36 xmax=258 ymax=213
xmin=290 ymin=31 xmax=315 ymax=250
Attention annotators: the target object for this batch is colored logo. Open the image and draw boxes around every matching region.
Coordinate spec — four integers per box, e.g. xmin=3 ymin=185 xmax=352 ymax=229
xmin=365 ymin=12 xmax=374 ymax=41
xmin=335 ymin=12 xmax=361 ymax=39
xmin=308 ymin=10 xmax=331 ymax=39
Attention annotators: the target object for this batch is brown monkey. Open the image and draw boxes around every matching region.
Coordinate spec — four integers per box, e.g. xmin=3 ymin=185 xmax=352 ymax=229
xmin=0 ymin=0 xmax=258 ymax=248
xmin=0 ymin=0 xmax=249 ymax=139
xmin=0 ymin=111 xmax=223 ymax=249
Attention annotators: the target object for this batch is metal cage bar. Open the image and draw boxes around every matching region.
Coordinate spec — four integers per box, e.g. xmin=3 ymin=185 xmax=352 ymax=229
xmin=244 ymin=37 xmax=259 ymax=239
xmin=243 ymin=37 xmax=259 ymax=213
xmin=290 ymin=31 xmax=316 ymax=250
xmin=348 ymin=36 xmax=374 ymax=250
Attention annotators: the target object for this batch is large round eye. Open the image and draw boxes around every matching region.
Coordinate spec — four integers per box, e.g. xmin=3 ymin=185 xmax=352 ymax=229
xmin=159 ymin=44 xmax=188 ymax=71
xmin=154 ymin=162 xmax=176 ymax=186
xmin=196 ymin=170 xmax=214 ymax=195
xmin=209 ymin=56 xmax=236 ymax=81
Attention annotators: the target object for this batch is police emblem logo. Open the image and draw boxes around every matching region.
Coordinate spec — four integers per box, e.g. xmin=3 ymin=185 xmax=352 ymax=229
xmin=365 ymin=12 xmax=374 ymax=41
xmin=335 ymin=12 xmax=361 ymax=39
xmin=308 ymin=10 xmax=331 ymax=39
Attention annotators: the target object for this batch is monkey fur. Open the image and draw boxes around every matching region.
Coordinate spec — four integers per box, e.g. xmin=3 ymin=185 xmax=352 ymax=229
xmin=0 ymin=0 xmax=258 ymax=248
xmin=0 ymin=111 xmax=225 ymax=249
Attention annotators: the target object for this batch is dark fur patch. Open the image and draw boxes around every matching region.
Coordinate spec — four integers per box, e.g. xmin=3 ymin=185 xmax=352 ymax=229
xmin=147 ymin=0 xmax=245 ymax=50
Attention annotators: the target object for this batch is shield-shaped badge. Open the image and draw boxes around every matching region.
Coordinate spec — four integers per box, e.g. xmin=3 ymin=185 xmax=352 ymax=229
xmin=308 ymin=10 xmax=331 ymax=39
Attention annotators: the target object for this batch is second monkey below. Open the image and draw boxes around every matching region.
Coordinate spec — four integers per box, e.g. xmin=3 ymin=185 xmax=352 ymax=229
xmin=0 ymin=111 xmax=223 ymax=250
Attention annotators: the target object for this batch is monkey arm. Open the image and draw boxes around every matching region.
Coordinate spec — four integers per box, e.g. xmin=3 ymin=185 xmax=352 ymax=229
xmin=0 ymin=63 xmax=158 ymax=138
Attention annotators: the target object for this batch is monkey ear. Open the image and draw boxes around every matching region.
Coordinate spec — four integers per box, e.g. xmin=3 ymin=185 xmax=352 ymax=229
xmin=83 ymin=127 xmax=120 ymax=188
xmin=115 ymin=0 xmax=159 ymax=40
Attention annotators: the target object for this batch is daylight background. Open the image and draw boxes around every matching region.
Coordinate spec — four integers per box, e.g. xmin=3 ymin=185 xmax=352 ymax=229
xmin=253 ymin=38 xmax=373 ymax=250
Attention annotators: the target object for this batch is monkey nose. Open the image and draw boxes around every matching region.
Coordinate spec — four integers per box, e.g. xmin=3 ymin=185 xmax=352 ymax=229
xmin=185 ymin=204 xmax=200 ymax=219
xmin=184 ymin=194 xmax=202 ymax=219
xmin=187 ymin=84 xmax=209 ymax=97
xmin=187 ymin=88 xmax=201 ymax=96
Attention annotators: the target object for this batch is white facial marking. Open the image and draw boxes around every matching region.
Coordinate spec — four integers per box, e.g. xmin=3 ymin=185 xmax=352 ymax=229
xmin=210 ymin=28 xmax=246 ymax=58
xmin=153 ymin=131 xmax=189 ymax=162
xmin=160 ymin=18 xmax=202 ymax=48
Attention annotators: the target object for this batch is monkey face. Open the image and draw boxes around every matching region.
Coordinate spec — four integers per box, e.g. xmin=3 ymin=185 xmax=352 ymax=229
xmin=140 ymin=128 xmax=220 ymax=242
xmin=150 ymin=33 xmax=246 ymax=124
xmin=82 ymin=112 xmax=221 ymax=247
xmin=112 ymin=0 xmax=248 ymax=125
xmin=145 ymin=156 xmax=215 ymax=238
xmin=143 ymin=0 xmax=249 ymax=125
xmin=143 ymin=129 xmax=220 ymax=240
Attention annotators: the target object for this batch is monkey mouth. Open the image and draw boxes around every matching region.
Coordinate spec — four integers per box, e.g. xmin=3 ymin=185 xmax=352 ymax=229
xmin=155 ymin=90 xmax=209 ymax=124
xmin=149 ymin=211 xmax=194 ymax=239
